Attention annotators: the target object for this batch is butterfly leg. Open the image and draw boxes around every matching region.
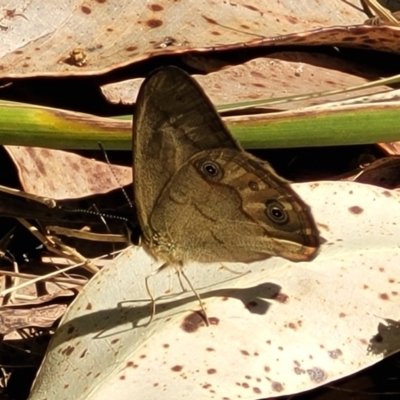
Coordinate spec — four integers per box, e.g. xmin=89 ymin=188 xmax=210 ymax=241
xmin=178 ymin=263 xmax=209 ymax=326
xmin=145 ymin=261 xmax=209 ymax=327
xmin=144 ymin=262 xmax=169 ymax=326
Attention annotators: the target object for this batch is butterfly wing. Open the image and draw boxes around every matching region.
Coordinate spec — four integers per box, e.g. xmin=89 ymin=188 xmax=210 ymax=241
xmin=133 ymin=66 xmax=240 ymax=240
xmin=150 ymin=149 xmax=319 ymax=263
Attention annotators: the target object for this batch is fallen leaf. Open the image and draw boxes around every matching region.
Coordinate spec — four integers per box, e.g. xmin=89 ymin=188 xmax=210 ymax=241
xmin=1 ymin=0 xmax=397 ymax=78
xmin=5 ymin=146 xmax=131 ymax=199
xmin=101 ymin=53 xmax=391 ymax=108
xmin=29 ymin=181 xmax=400 ymax=399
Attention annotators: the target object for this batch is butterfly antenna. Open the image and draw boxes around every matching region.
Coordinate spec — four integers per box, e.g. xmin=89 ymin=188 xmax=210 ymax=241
xmin=90 ymin=203 xmax=119 ymax=253
xmin=90 ymin=203 xmax=109 ymax=230
xmin=98 ymin=142 xmax=133 ymax=209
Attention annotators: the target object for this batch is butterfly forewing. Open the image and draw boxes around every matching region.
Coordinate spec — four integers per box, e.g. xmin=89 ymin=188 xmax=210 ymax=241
xmin=133 ymin=66 xmax=240 ymax=239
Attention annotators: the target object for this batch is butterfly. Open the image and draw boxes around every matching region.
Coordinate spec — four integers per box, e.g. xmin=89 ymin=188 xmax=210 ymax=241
xmin=133 ymin=66 xmax=319 ymax=323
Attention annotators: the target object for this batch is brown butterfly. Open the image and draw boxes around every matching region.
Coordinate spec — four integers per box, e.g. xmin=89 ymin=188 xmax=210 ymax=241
xmin=133 ymin=66 xmax=319 ymax=322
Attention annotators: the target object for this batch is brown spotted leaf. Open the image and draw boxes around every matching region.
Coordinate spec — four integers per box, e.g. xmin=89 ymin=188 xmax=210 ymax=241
xmin=29 ymin=181 xmax=400 ymax=399
xmin=5 ymin=146 xmax=131 ymax=199
xmin=342 ymin=156 xmax=400 ymax=188
xmin=1 ymin=0 xmax=400 ymax=78
xmin=101 ymin=52 xmax=391 ymax=109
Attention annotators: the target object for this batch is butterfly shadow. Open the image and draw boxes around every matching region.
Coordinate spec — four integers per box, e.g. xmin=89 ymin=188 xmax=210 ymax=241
xmin=93 ymin=281 xmax=282 ymax=338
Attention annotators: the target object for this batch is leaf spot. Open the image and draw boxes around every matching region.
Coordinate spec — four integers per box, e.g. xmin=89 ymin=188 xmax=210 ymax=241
xmin=146 ymin=19 xmax=163 ymax=28
xmin=81 ymin=5 xmax=91 ymax=14
xmin=148 ymin=4 xmax=164 ymax=12
xmin=348 ymin=206 xmax=363 ymax=214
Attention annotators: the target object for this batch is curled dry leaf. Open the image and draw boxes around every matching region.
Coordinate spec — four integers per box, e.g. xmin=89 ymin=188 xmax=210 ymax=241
xmin=0 ymin=289 xmax=75 ymax=336
xmin=101 ymin=53 xmax=391 ymax=108
xmin=29 ymin=181 xmax=400 ymax=400
xmin=343 ymin=156 xmax=400 ymax=189
xmin=0 ymin=304 xmax=67 ymax=336
xmin=1 ymin=0 xmax=400 ymax=78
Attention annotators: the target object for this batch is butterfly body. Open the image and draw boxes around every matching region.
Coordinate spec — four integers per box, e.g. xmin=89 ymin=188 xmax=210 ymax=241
xmin=133 ymin=66 xmax=319 ymax=269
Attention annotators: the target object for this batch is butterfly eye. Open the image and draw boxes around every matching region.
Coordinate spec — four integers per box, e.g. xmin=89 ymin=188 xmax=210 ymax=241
xmin=196 ymin=159 xmax=223 ymax=180
xmin=265 ymin=200 xmax=289 ymax=224
xmin=203 ymin=162 xmax=218 ymax=175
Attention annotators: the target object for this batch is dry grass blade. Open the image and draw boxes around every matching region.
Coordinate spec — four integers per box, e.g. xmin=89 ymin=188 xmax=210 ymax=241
xmin=47 ymin=226 xmax=128 ymax=243
xmin=16 ymin=218 xmax=99 ymax=274
xmin=0 ymin=185 xmax=56 ymax=208
xmin=0 ymin=262 xmax=89 ymax=298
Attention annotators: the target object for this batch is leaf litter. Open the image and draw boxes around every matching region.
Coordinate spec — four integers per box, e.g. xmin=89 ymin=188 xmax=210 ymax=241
xmin=1 ymin=1 xmax=400 ymax=398
xmin=28 ymin=181 xmax=400 ymax=400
